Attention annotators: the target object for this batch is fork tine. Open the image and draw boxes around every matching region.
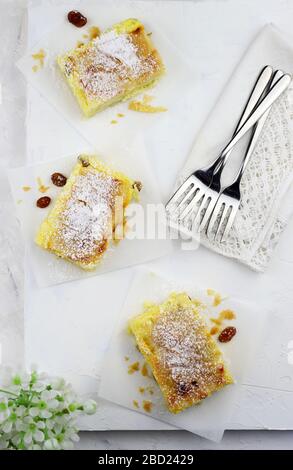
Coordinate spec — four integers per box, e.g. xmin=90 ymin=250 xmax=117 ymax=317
xmin=178 ymin=190 xmax=205 ymax=221
xmin=214 ymin=203 xmax=231 ymax=241
xmin=192 ymin=193 xmax=210 ymax=228
xmin=206 ymin=198 xmax=223 ymax=239
xmin=165 ymin=179 xmax=195 ymax=212
xmin=174 ymin=186 xmax=199 ymax=214
xmin=186 ymin=193 xmax=208 ymax=230
xmin=220 ymin=204 xmax=239 ymax=242
xmin=198 ymin=196 xmax=218 ymax=231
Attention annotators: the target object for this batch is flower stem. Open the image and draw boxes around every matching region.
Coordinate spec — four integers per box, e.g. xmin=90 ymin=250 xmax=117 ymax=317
xmin=0 ymin=388 xmax=18 ymax=398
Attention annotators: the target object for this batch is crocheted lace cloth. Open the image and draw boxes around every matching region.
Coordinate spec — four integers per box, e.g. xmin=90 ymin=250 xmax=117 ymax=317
xmin=174 ymin=26 xmax=293 ymax=272
xmin=199 ymin=89 xmax=293 ymax=272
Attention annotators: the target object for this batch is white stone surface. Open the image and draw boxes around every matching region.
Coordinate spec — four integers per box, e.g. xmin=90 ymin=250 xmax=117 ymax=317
xmin=1 ymin=0 xmax=293 ymax=449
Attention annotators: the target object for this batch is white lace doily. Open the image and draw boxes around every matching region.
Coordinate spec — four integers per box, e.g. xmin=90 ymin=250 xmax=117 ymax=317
xmin=198 ymin=88 xmax=293 ymax=271
xmin=173 ymin=24 xmax=293 ymax=272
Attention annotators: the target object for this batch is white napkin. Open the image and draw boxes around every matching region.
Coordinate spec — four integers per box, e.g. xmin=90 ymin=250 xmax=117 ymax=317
xmin=178 ymin=24 xmax=293 ymax=271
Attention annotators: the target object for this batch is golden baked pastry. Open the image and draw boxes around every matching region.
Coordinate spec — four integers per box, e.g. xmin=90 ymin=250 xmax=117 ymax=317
xmin=57 ymin=18 xmax=165 ymax=117
xmin=36 ymin=155 xmax=140 ymax=270
xmin=129 ymin=292 xmax=233 ymax=413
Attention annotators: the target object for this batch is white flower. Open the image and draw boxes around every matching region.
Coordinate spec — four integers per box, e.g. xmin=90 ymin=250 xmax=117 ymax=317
xmin=83 ymin=399 xmax=97 ymax=415
xmin=0 ymin=438 xmax=9 ymax=450
xmin=0 ymin=397 xmax=11 ymax=423
xmin=44 ymin=438 xmax=61 ymax=450
xmin=29 ymin=405 xmax=52 ymax=419
xmin=21 ymin=417 xmax=45 ymax=446
xmin=10 ymin=372 xmax=31 ymax=392
xmin=0 ymin=369 xmax=97 ymax=450
xmin=40 ymin=390 xmax=59 ymax=410
xmin=16 ymin=405 xmax=26 ymax=417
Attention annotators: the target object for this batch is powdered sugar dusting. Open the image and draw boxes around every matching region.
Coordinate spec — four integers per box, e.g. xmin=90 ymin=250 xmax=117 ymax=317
xmin=66 ymin=29 xmax=159 ymax=102
xmin=152 ymin=302 xmax=226 ymax=400
xmin=98 ymin=30 xmax=142 ymax=71
xmin=52 ymin=170 xmax=120 ymax=263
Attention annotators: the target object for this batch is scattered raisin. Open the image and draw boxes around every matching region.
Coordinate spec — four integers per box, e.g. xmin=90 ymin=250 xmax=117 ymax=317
xmin=133 ymin=181 xmax=142 ymax=192
xmin=178 ymin=383 xmax=189 ymax=395
xmin=78 ymin=156 xmax=90 ymax=167
xmin=36 ymin=196 xmax=51 ymax=208
xmin=218 ymin=326 xmax=237 ymax=343
xmin=51 ymin=172 xmax=67 ymax=187
xmin=67 ymin=10 xmax=87 ymax=28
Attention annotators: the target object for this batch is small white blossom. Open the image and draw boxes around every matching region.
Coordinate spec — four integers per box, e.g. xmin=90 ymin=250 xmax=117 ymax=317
xmin=0 ymin=397 xmax=11 ymax=423
xmin=44 ymin=438 xmax=61 ymax=450
xmin=0 ymin=369 xmax=97 ymax=450
xmin=83 ymin=399 xmax=97 ymax=415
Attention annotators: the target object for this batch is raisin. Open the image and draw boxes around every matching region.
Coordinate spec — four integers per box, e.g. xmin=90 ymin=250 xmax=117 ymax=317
xmin=67 ymin=11 xmax=87 ymax=28
xmin=78 ymin=156 xmax=90 ymax=167
xmin=218 ymin=326 xmax=237 ymax=343
xmin=178 ymin=382 xmax=196 ymax=395
xmin=133 ymin=181 xmax=142 ymax=192
xmin=36 ymin=196 xmax=51 ymax=208
xmin=178 ymin=383 xmax=189 ymax=395
xmin=51 ymin=172 xmax=67 ymax=187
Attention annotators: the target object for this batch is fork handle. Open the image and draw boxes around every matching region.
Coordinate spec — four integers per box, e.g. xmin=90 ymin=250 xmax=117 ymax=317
xmin=211 ymin=66 xmax=273 ymax=177
xmin=221 ymin=73 xmax=291 ymax=158
xmin=233 ymin=65 xmax=273 ymax=136
xmin=236 ymin=69 xmax=284 ymax=181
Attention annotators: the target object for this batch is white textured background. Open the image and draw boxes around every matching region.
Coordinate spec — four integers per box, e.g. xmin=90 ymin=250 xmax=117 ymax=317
xmin=1 ymin=0 xmax=293 ymax=449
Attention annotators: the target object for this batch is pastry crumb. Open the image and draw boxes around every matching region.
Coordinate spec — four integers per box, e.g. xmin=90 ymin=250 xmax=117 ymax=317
xmin=143 ymin=400 xmax=153 ymax=413
xmin=211 ymin=309 xmax=236 ymax=328
xmin=37 ymin=177 xmax=50 ymax=193
xmin=128 ymin=361 xmax=140 ymax=374
xmin=207 ymin=288 xmax=223 ymax=306
xmin=89 ymin=26 xmax=101 ymax=39
xmin=32 ymin=65 xmax=39 ymax=73
xmin=117 ymin=113 xmax=125 ymax=118
xmin=110 ymin=119 xmax=118 ymax=124
xmin=220 ymin=309 xmax=236 ymax=320
xmin=128 ymin=94 xmax=167 ymax=113
xmin=138 ymin=387 xmax=145 ymax=394
xmin=210 ymin=326 xmax=219 ymax=335
xmin=17 ymin=199 xmax=23 ymax=205
xmin=32 ymin=48 xmax=46 ymax=68
xmin=133 ymin=400 xmax=139 ymax=409
xmin=141 ymin=362 xmax=149 ymax=377
xmin=124 ymin=356 xmax=129 ymax=362
xmin=22 ymin=186 xmax=31 ymax=192
xmin=213 ymin=293 xmax=222 ymax=306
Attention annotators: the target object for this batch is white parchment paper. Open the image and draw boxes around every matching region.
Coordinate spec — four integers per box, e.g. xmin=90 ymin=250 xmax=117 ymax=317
xmin=17 ymin=1 xmax=195 ymax=155
xmin=8 ymin=139 xmax=173 ymax=287
xmin=99 ymin=269 xmax=266 ymax=441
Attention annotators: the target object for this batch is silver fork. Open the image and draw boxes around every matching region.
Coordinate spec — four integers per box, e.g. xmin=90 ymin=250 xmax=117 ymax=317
xmin=206 ymin=69 xmax=285 ymax=243
xmin=165 ymin=68 xmax=290 ymax=231
xmin=165 ymin=65 xmax=273 ymax=225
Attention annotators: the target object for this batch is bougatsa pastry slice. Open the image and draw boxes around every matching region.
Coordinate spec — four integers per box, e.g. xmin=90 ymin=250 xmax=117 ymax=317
xmin=129 ymin=292 xmax=233 ymax=413
xmin=57 ymin=18 xmax=165 ymax=117
xmin=36 ymin=155 xmax=140 ymax=270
